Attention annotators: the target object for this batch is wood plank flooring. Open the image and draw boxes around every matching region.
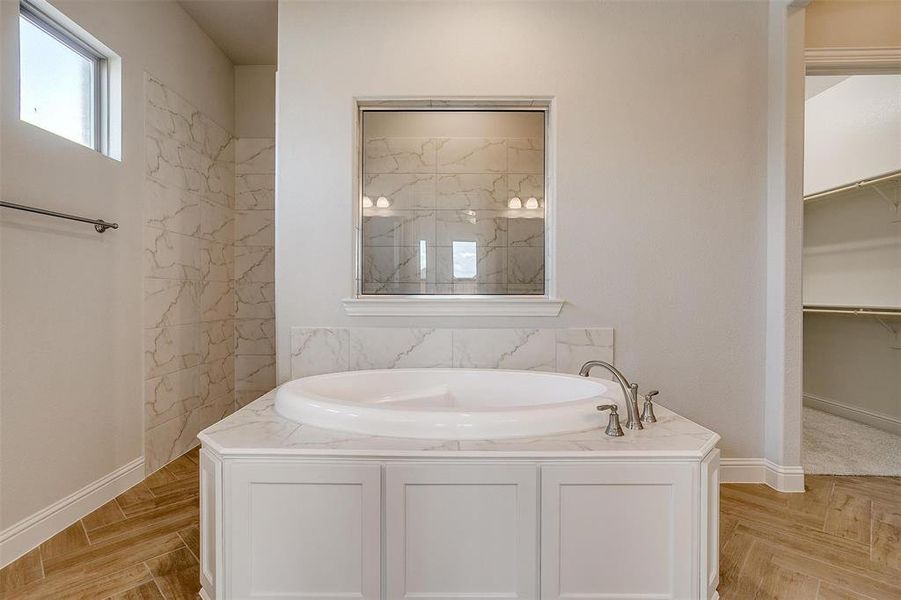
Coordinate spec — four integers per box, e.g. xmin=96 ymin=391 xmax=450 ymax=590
xmin=0 ymin=448 xmax=201 ymax=600
xmin=1 ymin=451 xmax=898 ymax=599
xmin=719 ymin=476 xmax=901 ymax=599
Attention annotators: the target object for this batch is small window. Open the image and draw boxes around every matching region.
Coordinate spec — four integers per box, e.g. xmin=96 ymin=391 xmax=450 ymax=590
xmin=452 ymin=241 xmax=477 ymax=279
xmin=18 ymin=1 xmax=109 ymax=152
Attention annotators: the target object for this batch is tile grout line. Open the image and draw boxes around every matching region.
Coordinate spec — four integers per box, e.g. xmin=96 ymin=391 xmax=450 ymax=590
xmin=140 ymin=559 xmax=169 ymax=600
xmin=177 ymin=531 xmax=200 ymax=565
xmin=37 ymin=547 xmax=45 ymax=582
xmin=763 ymin=529 xmax=900 ymax=592
xmin=868 ymin=498 xmax=875 ymax=562
xmin=79 ymin=518 xmax=93 ymax=547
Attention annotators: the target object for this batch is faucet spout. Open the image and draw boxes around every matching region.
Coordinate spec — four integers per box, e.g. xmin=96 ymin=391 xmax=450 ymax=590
xmin=579 ymin=360 xmax=643 ymax=430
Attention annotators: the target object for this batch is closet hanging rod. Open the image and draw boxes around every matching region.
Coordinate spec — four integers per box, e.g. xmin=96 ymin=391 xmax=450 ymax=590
xmin=0 ymin=200 xmax=118 ymax=233
xmin=803 ymin=306 xmax=901 ymax=318
xmin=804 ymin=169 xmax=901 ymax=202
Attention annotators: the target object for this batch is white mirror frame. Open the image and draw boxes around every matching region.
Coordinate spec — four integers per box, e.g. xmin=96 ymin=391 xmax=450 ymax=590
xmin=344 ymin=97 xmax=563 ymax=317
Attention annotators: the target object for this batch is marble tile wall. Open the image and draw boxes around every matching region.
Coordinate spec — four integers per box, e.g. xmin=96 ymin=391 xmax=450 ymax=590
xmin=143 ymin=75 xmax=236 ymax=473
xmin=361 ymin=136 xmax=545 ymax=295
xmin=290 ymin=327 xmax=614 ymax=379
xmin=234 ymin=138 xmax=276 ymax=408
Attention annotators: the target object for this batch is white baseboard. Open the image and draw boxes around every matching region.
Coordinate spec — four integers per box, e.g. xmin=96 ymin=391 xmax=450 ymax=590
xmin=721 ymin=458 xmax=805 ymax=493
xmin=804 ymin=393 xmax=901 ymax=436
xmin=0 ymin=456 xmax=144 ymax=569
xmin=764 ymin=460 xmax=806 ymax=493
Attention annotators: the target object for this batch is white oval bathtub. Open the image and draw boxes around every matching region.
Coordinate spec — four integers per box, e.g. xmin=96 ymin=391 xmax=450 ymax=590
xmin=273 ymin=369 xmax=621 ymax=440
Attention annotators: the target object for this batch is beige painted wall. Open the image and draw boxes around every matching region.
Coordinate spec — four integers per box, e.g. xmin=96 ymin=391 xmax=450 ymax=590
xmin=276 ymin=0 xmax=773 ymax=458
xmin=806 ymin=0 xmax=901 ymax=48
xmin=235 ymin=65 xmax=276 ymax=138
xmin=0 ymin=0 xmax=233 ymax=530
xmin=804 ymin=313 xmax=901 ymax=420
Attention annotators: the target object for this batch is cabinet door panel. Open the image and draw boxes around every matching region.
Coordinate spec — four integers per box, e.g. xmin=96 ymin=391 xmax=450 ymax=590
xmin=226 ymin=462 xmax=381 ymax=600
xmin=386 ymin=463 xmax=538 ymax=600
xmin=541 ymin=462 xmax=696 ymax=600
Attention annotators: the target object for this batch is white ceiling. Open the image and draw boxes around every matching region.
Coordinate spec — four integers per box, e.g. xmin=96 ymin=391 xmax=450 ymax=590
xmin=178 ymin=0 xmax=277 ymax=65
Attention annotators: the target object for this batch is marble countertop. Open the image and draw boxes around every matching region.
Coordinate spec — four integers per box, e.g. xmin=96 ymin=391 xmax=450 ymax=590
xmin=198 ymin=390 xmax=720 ymax=459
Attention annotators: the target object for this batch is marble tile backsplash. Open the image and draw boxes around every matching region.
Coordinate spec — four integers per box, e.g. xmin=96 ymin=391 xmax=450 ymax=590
xmin=291 ymin=327 xmax=614 ymax=379
xmin=361 ymin=136 xmax=545 ymax=295
xmin=144 ymin=74 xmax=236 ymax=473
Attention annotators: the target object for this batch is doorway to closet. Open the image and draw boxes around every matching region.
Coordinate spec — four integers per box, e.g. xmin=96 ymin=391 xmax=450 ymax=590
xmin=802 ymin=71 xmax=901 ymax=475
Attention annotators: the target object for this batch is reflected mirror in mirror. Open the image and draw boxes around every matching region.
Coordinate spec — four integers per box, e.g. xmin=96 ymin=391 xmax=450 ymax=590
xmin=360 ymin=109 xmax=546 ymax=296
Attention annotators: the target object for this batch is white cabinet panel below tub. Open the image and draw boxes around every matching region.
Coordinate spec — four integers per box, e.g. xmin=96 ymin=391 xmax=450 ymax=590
xmin=385 ymin=463 xmax=538 ymax=600
xmin=225 ymin=462 xmax=381 ymax=600
xmin=199 ymin=449 xmax=221 ymax=598
xmin=540 ymin=462 xmax=697 ymax=600
xmin=702 ymin=449 xmax=721 ymax=600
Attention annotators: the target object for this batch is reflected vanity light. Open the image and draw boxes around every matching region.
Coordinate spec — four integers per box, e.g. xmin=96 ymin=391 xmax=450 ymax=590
xmin=362 ymin=196 xmax=373 ymax=208
xmin=508 ymin=197 xmax=522 ymax=209
xmin=376 ymin=196 xmax=390 ymax=208
xmin=525 ymin=197 xmax=539 ymax=210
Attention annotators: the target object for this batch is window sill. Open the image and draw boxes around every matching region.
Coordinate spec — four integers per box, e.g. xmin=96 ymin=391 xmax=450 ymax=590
xmin=342 ymin=296 xmax=565 ymax=317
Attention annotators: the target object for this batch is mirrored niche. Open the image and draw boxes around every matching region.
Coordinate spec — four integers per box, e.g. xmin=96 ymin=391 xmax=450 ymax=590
xmin=358 ymin=108 xmax=547 ymax=296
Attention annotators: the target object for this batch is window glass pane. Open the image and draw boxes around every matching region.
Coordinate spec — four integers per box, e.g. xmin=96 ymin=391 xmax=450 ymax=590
xmin=419 ymin=240 xmax=428 ymax=280
xmin=19 ymin=14 xmax=95 ymax=148
xmin=452 ymin=241 xmax=477 ymax=279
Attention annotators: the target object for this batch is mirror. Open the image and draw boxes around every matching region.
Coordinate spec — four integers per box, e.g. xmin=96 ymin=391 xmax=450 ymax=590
xmin=359 ymin=109 xmax=546 ymax=296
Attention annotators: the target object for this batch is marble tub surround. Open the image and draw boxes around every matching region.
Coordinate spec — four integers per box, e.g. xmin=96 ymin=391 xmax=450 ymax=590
xmin=144 ymin=77 xmax=277 ymax=472
xmin=360 ymin=118 xmax=547 ymax=295
xmin=198 ymin=389 xmax=719 ymax=457
xmin=234 ymin=138 xmax=276 ymax=408
xmin=144 ymin=75 xmax=237 ymax=473
xmin=290 ymin=327 xmax=614 ymax=378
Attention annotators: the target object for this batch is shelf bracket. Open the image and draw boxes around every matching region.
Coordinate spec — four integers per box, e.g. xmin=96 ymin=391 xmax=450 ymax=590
xmin=873 ymin=315 xmax=898 ymax=336
xmin=870 ymin=182 xmax=900 ymax=213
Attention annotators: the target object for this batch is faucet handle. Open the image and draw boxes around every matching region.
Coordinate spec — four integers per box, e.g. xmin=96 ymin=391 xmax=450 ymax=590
xmin=641 ymin=390 xmax=659 ymax=424
xmin=596 ymin=404 xmax=625 ymax=437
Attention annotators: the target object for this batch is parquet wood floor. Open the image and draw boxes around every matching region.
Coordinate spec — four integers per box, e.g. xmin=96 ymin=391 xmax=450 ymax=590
xmin=1 ymin=452 xmax=898 ymax=599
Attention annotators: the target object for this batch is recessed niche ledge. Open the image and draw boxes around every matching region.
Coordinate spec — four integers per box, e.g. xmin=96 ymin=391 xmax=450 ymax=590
xmin=342 ymin=296 xmax=565 ymax=317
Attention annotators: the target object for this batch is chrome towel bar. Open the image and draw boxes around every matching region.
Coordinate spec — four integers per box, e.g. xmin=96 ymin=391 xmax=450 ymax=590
xmin=0 ymin=200 xmax=118 ymax=233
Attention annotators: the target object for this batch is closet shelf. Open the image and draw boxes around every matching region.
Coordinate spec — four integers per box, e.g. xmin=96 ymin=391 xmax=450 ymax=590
xmin=804 ymin=168 xmax=901 ymax=206
xmin=804 ymin=305 xmax=901 ymax=337
xmin=803 ymin=305 xmax=901 ymax=317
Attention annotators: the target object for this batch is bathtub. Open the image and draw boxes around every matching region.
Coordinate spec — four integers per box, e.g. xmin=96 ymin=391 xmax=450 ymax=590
xmin=274 ymin=368 xmax=621 ymax=439
xmin=199 ymin=370 xmax=721 ymax=600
